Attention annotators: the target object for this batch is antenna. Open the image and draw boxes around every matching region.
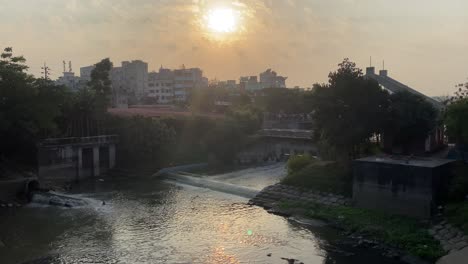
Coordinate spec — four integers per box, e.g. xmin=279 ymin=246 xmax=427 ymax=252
xmin=41 ymin=62 xmax=51 ymax=80
xmin=63 ymin=60 xmax=66 ymax=73
xmin=69 ymin=61 xmax=72 ymax=73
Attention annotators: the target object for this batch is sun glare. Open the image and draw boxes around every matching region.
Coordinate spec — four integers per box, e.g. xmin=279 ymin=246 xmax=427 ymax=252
xmin=206 ymin=8 xmax=238 ymax=33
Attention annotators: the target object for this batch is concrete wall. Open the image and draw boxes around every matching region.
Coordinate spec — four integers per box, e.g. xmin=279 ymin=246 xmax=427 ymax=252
xmin=237 ymin=138 xmax=317 ymax=164
xmin=353 ymin=161 xmax=450 ymax=218
xmin=38 ymin=141 xmax=117 ymax=185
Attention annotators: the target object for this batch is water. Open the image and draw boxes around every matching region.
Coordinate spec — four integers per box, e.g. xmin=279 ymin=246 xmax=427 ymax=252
xmin=0 ymin=164 xmax=405 ymax=264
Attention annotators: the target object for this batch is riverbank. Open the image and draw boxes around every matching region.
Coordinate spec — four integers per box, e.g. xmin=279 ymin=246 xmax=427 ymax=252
xmin=249 ymin=183 xmax=445 ymax=263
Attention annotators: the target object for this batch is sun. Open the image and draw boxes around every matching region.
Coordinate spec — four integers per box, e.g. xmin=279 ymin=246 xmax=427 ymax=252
xmin=206 ymin=8 xmax=238 ymax=33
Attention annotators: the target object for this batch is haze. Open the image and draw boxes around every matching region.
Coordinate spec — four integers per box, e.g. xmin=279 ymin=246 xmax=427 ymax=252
xmin=2 ymin=0 xmax=468 ymax=95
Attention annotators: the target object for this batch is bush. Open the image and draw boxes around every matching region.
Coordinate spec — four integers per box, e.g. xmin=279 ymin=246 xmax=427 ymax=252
xmin=279 ymin=201 xmax=444 ymax=261
xmin=446 ymin=203 xmax=468 ymax=235
xmin=286 ymin=154 xmax=316 ymax=174
xmin=448 ymin=162 xmax=468 ymax=202
xmin=282 ymin=161 xmax=351 ymax=195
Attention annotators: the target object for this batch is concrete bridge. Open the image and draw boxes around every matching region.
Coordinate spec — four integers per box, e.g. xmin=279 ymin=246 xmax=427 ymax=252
xmin=37 ymin=135 xmax=118 ymax=184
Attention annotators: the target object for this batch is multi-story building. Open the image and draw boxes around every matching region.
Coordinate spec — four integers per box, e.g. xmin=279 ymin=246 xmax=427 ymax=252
xmin=110 ymin=66 xmax=128 ymax=108
xmin=259 ymin=69 xmax=287 ymax=88
xmin=56 ymin=72 xmax=87 ymax=91
xmin=239 ymin=76 xmax=263 ymax=91
xmin=80 ymin=65 xmax=95 ymax=82
xmin=173 ymin=66 xmax=208 ymax=102
xmin=121 ymin=60 xmax=148 ymax=101
xmin=147 ymin=67 xmax=174 ymax=104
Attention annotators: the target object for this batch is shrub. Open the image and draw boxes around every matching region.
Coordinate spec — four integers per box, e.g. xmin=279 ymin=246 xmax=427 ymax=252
xmin=286 ymin=154 xmax=316 ymax=174
xmin=282 ymin=161 xmax=351 ymax=195
xmin=448 ymin=162 xmax=468 ymax=202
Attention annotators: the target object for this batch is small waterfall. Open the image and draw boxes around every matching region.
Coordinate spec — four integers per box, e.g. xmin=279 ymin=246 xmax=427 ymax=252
xmin=31 ymin=192 xmax=88 ymax=208
xmin=165 ymin=173 xmax=260 ymax=198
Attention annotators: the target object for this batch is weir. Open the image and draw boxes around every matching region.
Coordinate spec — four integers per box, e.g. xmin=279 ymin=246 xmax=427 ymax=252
xmin=165 ymin=172 xmax=259 ymax=198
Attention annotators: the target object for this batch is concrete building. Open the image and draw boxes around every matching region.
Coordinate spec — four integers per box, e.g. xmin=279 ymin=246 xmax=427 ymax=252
xmin=259 ymin=69 xmax=287 ymax=88
xmin=240 ymin=69 xmax=287 ymax=92
xmin=365 ymin=67 xmax=445 ymax=153
xmin=147 ymin=67 xmax=175 ymax=104
xmin=80 ymin=65 xmax=95 ymax=82
xmin=56 ymin=72 xmax=87 ymax=91
xmin=239 ymin=76 xmax=263 ymax=91
xmin=353 ymin=155 xmax=454 ymax=218
xmin=110 ymin=67 xmax=128 ymax=108
xmin=121 ymin=60 xmax=148 ymax=102
xmin=173 ymin=66 xmax=208 ymax=102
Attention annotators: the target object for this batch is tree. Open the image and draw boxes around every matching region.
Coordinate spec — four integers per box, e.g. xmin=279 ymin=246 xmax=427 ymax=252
xmin=257 ymin=87 xmax=309 ymax=114
xmin=109 ymin=116 xmax=176 ymax=169
xmin=445 ymin=98 xmax=468 ymax=147
xmin=384 ymin=91 xmax=437 ymax=153
xmin=0 ymin=47 xmax=70 ymax=164
xmin=310 ymin=58 xmax=389 ymax=160
xmin=88 ymin=58 xmax=113 ymax=112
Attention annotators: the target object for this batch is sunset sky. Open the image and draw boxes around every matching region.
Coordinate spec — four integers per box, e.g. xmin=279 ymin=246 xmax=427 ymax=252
xmin=1 ymin=0 xmax=468 ymax=96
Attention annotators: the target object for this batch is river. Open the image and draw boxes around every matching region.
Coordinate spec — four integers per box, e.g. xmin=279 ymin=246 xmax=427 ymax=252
xmin=0 ymin=163 xmax=405 ymax=264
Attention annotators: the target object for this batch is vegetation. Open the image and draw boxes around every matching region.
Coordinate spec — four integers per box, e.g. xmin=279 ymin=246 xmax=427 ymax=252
xmin=280 ymin=201 xmax=444 ymax=261
xmin=384 ymin=91 xmax=437 ymax=153
xmin=445 ymin=98 xmax=468 ymax=147
xmin=286 ymin=154 xmax=316 ymax=174
xmin=0 ymin=47 xmax=71 ymax=164
xmin=257 ymin=87 xmax=313 ymax=114
xmin=447 ymin=162 xmax=468 ymax=202
xmin=310 ymin=59 xmax=389 ymax=160
xmin=282 ymin=160 xmax=351 ymax=195
xmin=445 ymin=203 xmax=468 ymax=235
xmin=107 ymin=116 xmax=176 ymax=169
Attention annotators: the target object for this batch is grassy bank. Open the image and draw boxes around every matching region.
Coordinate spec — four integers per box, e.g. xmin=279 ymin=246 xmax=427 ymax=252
xmin=281 ymin=158 xmax=352 ymax=196
xmin=279 ymin=201 xmax=444 ymax=261
xmin=445 ymin=202 xmax=468 ymax=235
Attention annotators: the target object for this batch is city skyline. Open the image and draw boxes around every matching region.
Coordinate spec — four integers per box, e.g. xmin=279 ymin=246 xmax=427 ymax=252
xmin=2 ymin=0 xmax=468 ymax=95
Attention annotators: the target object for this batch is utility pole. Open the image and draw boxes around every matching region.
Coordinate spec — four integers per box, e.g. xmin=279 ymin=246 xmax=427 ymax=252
xmin=41 ymin=62 xmax=51 ymax=80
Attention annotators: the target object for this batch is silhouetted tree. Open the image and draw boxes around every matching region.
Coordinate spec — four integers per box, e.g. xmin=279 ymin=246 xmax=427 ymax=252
xmin=384 ymin=91 xmax=437 ymax=153
xmin=0 ymin=47 xmax=70 ymax=164
xmin=310 ymin=58 xmax=389 ymax=160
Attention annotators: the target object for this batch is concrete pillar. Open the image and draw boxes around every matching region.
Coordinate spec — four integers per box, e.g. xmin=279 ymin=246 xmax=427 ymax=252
xmin=109 ymin=144 xmax=116 ymax=169
xmin=93 ymin=146 xmax=100 ymax=176
xmin=76 ymin=147 xmax=83 ymax=180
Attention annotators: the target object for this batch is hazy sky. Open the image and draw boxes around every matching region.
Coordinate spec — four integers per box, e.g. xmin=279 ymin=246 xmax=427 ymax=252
xmin=2 ymin=0 xmax=468 ymax=96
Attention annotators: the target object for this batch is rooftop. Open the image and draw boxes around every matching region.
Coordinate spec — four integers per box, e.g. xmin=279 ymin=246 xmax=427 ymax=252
xmin=356 ymin=155 xmax=454 ymax=168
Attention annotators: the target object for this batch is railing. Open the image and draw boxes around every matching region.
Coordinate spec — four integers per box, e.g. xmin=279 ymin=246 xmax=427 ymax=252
xmin=258 ymin=129 xmax=313 ymax=139
xmin=263 ymin=113 xmax=313 ymax=122
xmin=40 ymin=135 xmax=118 ymax=146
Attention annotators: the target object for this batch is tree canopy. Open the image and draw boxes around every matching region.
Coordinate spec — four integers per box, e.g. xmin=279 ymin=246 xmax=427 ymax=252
xmin=445 ymin=98 xmax=468 ymax=146
xmin=0 ymin=47 xmax=70 ymax=163
xmin=384 ymin=91 xmax=437 ymax=152
xmin=310 ymin=58 xmax=389 ymax=159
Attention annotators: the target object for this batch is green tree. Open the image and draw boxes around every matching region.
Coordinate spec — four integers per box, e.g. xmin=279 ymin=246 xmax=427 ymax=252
xmin=0 ymin=47 xmax=70 ymax=164
xmin=445 ymin=98 xmax=468 ymax=146
xmin=310 ymin=58 xmax=389 ymax=160
xmin=109 ymin=116 xmax=176 ymax=169
xmin=384 ymin=91 xmax=437 ymax=153
xmin=88 ymin=58 xmax=113 ymax=112
xmin=258 ymin=87 xmax=309 ymax=114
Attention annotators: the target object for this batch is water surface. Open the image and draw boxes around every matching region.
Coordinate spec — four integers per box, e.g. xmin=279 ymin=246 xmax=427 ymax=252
xmin=0 ymin=165 xmax=405 ymax=264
